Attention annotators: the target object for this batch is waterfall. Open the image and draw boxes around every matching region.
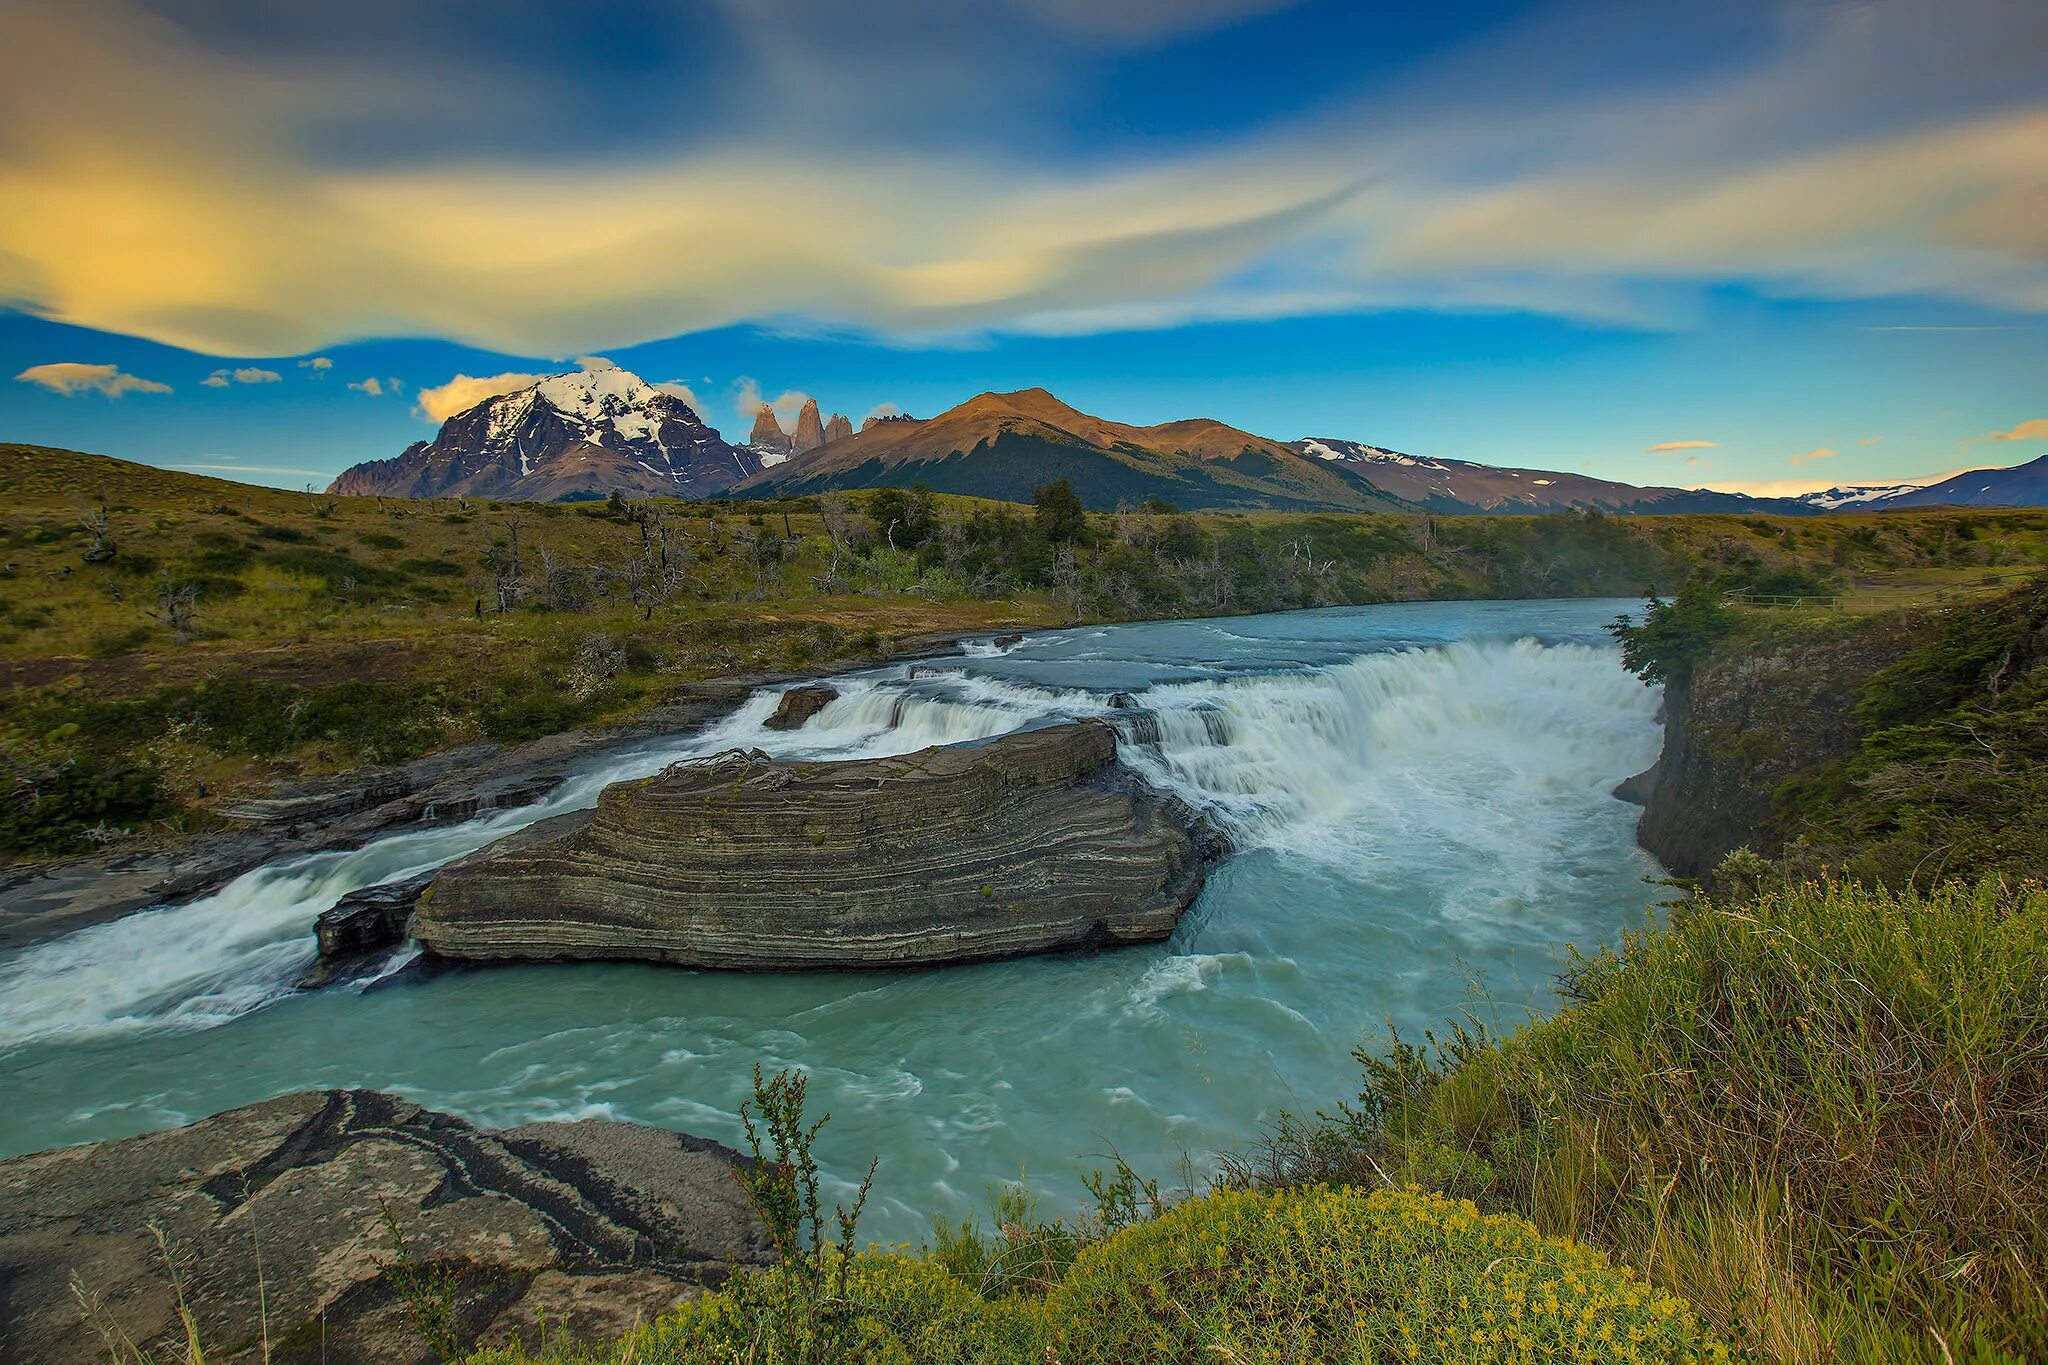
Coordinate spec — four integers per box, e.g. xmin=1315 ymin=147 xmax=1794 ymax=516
xmin=0 ymin=629 xmax=1658 ymax=1049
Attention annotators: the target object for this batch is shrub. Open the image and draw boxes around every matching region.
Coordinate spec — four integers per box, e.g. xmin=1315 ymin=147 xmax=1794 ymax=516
xmin=0 ymin=754 xmax=166 ymax=857
xmin=1272 ymin=878 xmax=2048 ymax=1362
xmin=1046 ymin=1186 xmax=1724 ymax=1364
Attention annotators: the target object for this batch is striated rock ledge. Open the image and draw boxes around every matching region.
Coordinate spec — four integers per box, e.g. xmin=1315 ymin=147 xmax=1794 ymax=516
xmin=0 ymin=1089 xmax=768 ymax=1364
xmin=415 ymin=720 xmax=1222 ymax=969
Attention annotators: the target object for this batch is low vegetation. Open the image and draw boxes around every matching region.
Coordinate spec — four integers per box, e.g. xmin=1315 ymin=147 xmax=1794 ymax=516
xmin=6 ymin=441 xmax=2045 ymax=860
xmin=463 ymin=1071 xmax=1728 ymax=1365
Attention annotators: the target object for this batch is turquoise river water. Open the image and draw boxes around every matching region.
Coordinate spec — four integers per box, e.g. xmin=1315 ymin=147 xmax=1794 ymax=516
xmin=0 ymin=597 xmax=1664 ymax=1241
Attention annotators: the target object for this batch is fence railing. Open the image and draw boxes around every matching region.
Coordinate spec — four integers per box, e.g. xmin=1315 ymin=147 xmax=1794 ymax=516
xmin=1722 ymin=591 xmax=1842 ymax=609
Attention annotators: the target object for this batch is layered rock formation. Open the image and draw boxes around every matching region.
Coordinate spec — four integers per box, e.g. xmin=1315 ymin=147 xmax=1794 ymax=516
xmin=823 ymin=413 xmax=854 ymax=443
xmin=301 ymin=872 xmax=435 ymax=987
xmin=0 ymin=1089 xmax=768 ymax=1365
xmin=415 ymin=720 xmax=1220 ymax=968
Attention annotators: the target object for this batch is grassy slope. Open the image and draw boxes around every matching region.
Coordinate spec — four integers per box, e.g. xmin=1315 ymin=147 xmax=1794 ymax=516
xmin=5 ymin=438 xmax=2048 ymax=857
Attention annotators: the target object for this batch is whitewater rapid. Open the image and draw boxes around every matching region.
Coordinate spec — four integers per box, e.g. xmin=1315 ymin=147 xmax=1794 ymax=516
xmin=0 ymin=599 xmax=1665 ymax=1237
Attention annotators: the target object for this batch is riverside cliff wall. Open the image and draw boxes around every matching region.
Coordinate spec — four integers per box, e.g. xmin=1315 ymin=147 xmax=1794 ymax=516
xmin=1632 ymin=618 xmax=1923 ymax=880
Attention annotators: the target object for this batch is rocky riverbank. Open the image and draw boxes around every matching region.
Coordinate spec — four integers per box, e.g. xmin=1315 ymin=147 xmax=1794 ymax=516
xmin=415 ymin=720 xmax=1224 ymax=969
xmin=0 ymin=632 xmax=1009 ymax=952
xmin=1625 ymin=612 xmax=1931 ymax=879
xmin=0 ymin=1089 xmax=768 ymax=1365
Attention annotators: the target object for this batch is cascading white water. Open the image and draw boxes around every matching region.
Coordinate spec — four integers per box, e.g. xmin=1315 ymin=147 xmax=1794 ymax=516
xmin=0 ymin=599 xmax=1666 ymax=1242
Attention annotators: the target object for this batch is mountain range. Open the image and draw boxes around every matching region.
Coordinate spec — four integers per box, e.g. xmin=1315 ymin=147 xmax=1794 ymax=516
xmin=729 ymin=387 xmax=1413 ymax=513
xmin=328 ymin=365 xmax=2048 ymax=515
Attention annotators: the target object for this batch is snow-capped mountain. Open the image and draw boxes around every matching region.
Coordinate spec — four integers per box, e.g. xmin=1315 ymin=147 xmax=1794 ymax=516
xmin=329 ymin=364 xmax=760 ymax=501
xmin=1798 ymin=458 xmax=2047 ymax=510
xmin=1289 ymin=438 xmax=1786 ymax=515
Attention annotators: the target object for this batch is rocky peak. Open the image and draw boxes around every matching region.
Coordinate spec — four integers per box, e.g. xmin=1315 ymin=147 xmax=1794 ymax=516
xmin=824 ymin=412 xmax=853 ymax=444
xmin=792 ymin=398 xmax=827 ymax=453
xmin=749 ymin=404 xmax=792 ymax=452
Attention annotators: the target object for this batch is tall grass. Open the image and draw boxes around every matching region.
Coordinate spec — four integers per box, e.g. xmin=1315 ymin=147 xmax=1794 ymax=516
xmin=1246 ymin=877 xmax=2048 ymax=1362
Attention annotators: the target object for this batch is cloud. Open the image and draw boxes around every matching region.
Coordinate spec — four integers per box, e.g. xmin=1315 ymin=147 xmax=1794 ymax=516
xmin=203 ymin=366 xmax=282 ymax=386
xmin=1858 ymin=435 xmax=1883 ymax=445
xmin=655 ymin=380 xmax=701 ymax=409
xmin=1645 ymin=440 xmax=1717 ymax=454
xmin=1004 ymin=0 xmax=1304 ymax=41
xmin=731 ymin=377 xmax=811 ymax=428
xmin=1696 ymin=476 xmax=1846 ymax=498
xmin=1982 ymin=418 xmax=2048 ymax=443
xmin=171 ymin=461 xmax=333 ymax=478
xmin=863 ymin=402 xmax=903 ymax=422
xmin=298 ymin=357 xmax=333 ymax=372
xmin=14 ymin=361 xmax=170 ymax=397
xmin=575 ymin=356 xmax=616 ymax=371
xmin=414 ymin=371 xmax=539 ymax=422
xmin=1789 ymin=447 xmax=1836 ymax=466
xmin=348 ymin=376 xmax=385 ymax=396
xmin=0 ymin=2 xmax=2044 ymax=357
xmin=1684 ymin=455 xmax=1705 ymax=467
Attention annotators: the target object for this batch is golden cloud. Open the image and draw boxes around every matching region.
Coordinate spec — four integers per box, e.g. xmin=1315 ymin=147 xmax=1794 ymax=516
xmin=414 ymin=372 xmax=540 ymax=422
xmin=1790 ymin=447 xmax=1836 ymax=466
xmin=1645 ymin=440 xmax=1718 ymax=453
xmin=1984 ymin=418 xmax=2048 ymax=442
xmin=14 ymin=361 xmax=170 ymax=397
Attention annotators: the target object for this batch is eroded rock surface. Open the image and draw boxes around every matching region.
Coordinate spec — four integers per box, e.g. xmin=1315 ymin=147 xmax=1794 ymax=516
xmin=301 ymin=873 xmax=437 ymax=987
xmin=416 ymin=720 xmax=1220 ymax=968
xmin=0 ymin=1089 xmax=768 ymax=1364
xmin=762 ymin=683 xmax=839 ymax=731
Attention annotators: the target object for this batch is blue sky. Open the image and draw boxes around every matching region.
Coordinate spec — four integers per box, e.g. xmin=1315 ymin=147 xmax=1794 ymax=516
xmin=3 ymin=0 xmax=2044 ymax=492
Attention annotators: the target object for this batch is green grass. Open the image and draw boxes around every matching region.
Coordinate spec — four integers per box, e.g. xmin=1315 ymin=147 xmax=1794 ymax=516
xmin=464 ymin=1187 xmax=1727 ymax=1364
xmin=1240 ymin=877 xmax=2048 ymax=1364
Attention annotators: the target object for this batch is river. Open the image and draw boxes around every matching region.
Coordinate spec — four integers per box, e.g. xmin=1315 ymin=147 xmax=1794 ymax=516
xmin=0 ymin=597 xmax=1663 ymax=1241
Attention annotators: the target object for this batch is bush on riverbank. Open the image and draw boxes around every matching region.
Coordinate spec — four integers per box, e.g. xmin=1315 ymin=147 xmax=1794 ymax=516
xmin=466 ymin=1187 xmax=1724 ymax=1364
xmin=1232 ymin=877 xmax=2048 ymax=1363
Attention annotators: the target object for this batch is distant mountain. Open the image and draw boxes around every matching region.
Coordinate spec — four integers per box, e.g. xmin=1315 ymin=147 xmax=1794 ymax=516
xmin=329 ymin=365 xmax=759 ymax=501
xmin=1844 ymin=455 xmax=2048 ymax=509
xmin=1291 ymin=438 xmax=1806 ymax=515
xmin=732 ymin=388 xmax=1416 ymax=513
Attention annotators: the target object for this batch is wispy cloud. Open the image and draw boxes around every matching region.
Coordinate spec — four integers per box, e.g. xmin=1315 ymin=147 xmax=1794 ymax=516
xmin=171 ymin=461 xmax=333 ymax=478
xmin=0 ymin=2 xmax=2043 ymax=356
xmin=731 ymin=378 xmax=812 ymax=428
xmin=1789 ymin=447 xmax=1836 ymax=466
xmin=1645 ymin=439 xmax=1717 ymax=454
xmin=14 ymin=361 xmax=170 ymax=397
xmin=1980 ymin=418 xmax=2048 ymax=443
xmin=298 ymin=356 xmax=333 ymax=372
xmin=655 ymin=380 xmax=701 ymax=408
xmin=348 ymin=376 xmax=402 ymax=396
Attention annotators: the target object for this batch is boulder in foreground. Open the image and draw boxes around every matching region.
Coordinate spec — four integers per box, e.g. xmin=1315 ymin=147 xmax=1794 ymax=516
xmin=415 ymin=720 xmax=1220 ymax=969
xmin=0 ymin=1089 xmax=768 ymax=1364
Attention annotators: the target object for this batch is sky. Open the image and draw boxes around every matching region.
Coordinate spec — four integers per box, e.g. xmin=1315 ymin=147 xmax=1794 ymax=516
xmin=1 ymin=0 xmax=2044 ymax=493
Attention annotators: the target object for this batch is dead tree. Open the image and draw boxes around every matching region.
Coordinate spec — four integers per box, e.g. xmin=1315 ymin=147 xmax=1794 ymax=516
xmin=144 ymin=573 xmax=201 ymax=642
xmin=77 ymin=500 xmax=117 ymax=563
